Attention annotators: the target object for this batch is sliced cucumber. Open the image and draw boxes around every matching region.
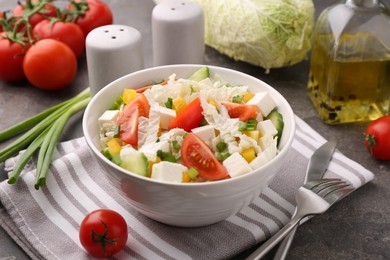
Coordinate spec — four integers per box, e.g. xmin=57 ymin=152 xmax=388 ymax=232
xmin=188 ymin=66 xmax=210 ymax=81
xmin=120 ymin=150 xmax=150 ymax=176
xmin=265 ymin=110 xmax=284 ymax=146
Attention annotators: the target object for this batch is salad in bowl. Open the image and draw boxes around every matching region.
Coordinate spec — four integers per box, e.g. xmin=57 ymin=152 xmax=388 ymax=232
xmin=83 ymin=65 xmax=295 ymax=227
xmin=98 ymin=67 xmax=284 ymax=183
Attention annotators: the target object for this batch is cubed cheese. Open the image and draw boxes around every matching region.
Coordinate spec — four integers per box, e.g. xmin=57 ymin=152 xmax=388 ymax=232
xmin=258 ymin=119 xmax=278 ymax=137
xmin=223 ymin=152 xmax=253 ymax=178
xmin=152 ymin=106 xmax=176 ymax=129
xmin=98 ymin=110 xmax=119 ymax=129
xmin=151 ymin=161 xmax=188 ymax=183
xmin=191 ymin=125 xmax=216 ymax=142
xmin=139 ymin=141 xmax=170 ymax=162
xmin=246 ymin=92 xmax=277 ymax=117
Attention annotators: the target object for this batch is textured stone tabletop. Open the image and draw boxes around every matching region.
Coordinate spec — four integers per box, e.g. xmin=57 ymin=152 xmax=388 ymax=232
xmin=1 ymin=0 xmax=390 ymax=259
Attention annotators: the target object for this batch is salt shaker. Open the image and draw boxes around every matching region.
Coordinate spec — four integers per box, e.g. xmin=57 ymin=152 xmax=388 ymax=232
xmin=86 ymin=25 xmax=144 ymax=96
xmin=152 ymin=0 xmax=205 ymax=66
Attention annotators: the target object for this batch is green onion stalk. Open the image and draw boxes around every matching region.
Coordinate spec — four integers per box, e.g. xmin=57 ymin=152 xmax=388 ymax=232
xmin=0 ymin=88 xmax=91 ymax=189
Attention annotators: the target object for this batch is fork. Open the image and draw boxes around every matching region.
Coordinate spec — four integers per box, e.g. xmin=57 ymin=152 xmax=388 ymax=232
xmin=245 ymin=178 xmax=354 ymax=260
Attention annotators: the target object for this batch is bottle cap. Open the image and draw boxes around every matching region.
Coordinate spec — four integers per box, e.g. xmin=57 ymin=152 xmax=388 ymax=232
xmin=86 ymin=25 xmax=144 ymax=96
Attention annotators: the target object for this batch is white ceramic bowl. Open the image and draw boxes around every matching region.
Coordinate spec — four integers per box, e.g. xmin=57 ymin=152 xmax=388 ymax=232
xmin=82 ymin=64 xmax=296 ymax=227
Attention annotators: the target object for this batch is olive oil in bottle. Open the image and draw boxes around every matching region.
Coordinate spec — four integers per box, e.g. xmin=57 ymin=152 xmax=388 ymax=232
xmin=308 ymin=0 xmax=390 ymax=124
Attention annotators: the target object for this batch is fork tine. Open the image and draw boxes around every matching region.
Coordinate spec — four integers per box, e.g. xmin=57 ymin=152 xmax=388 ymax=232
xmin=305 ymin=178 xmax=354 ymax=205
xmin=323 ymin=186 xmax=354 ymax=204
xmin=304 ymin=178 xmax=341 ymax=190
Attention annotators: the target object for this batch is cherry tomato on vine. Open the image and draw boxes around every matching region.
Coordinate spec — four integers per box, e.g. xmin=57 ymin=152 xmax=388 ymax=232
xmin=79 ymin=209 xmax=128 ymax=257
xmin=365 ymin=115 xmax=390 ymax=160
xmin=181 ymin=133 xmax=229 ymax=181
xmin=66 ymin=0 xmax=113 ymax=36
xmin=33 ymin=19 xmax=85 ymax=58
xmin=0 ymin=32 xmax=27 ymax=81
xmin=13 ymin=0 xmax=58 ymax=29
xmin=23 ymin=39 xmax=77 ymax=90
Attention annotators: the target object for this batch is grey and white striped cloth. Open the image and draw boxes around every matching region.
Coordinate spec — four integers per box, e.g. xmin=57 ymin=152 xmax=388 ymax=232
xmin=0 ymin=116 xmax=374 ymax=260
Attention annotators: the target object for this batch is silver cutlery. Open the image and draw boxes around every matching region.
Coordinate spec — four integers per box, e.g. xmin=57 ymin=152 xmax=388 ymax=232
xmin=245 ymin=178 xmax=354 ymax=260
xmin=273 ymin=138 xmax=338 ymax=259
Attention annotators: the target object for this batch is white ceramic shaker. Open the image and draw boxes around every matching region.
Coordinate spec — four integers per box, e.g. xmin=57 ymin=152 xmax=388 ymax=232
xmin=152 ymin=0 xmax=205 ymax=66
xmin=86 ymin=24 xmax=144 ymax=96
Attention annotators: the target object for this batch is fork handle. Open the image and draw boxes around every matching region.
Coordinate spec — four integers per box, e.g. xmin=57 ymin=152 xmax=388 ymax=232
xmin=245 ymin=216 xmax=302 ymax=260
xmin=272 ymin=225 xmax=297 ymax=260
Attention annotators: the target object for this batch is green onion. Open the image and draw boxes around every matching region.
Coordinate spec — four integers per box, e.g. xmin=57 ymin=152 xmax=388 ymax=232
xmin=216 ymin=141 xmax=227 ymax=152
xmin=157 ymin=150 xmax=177 ymax=162
xmin=108 ymin=96 xmax=123 ymax=110
xmin=0 ymin=88 xmax=91 ymax=188
xmin=172 ymin=140 xmax=181 ymax=151
xmin=216 ymin=152 xmax=231 ymax=162
xmin=35 ymin=97 xmax=91 ymax=189
xmin=165 ymin=97 xmax=173 ymax=109
xmin=187 ymin=167 xmax=199 ymax=179
xmin=232 ymin=95 xmax=243 ymax=104
xmin=239 ymin=118 xmax=258 ymax=131
xmin=113 ymin=125 xmax=120 ymax=138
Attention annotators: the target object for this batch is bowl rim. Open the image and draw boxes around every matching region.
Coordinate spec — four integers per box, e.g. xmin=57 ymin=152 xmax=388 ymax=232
xmin=82 ymin=64 xmax=296 ymax=187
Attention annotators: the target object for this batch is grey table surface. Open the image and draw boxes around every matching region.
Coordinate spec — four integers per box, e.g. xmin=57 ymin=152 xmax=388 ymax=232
xmin=1 ymin=0 xmax=390 ymax=259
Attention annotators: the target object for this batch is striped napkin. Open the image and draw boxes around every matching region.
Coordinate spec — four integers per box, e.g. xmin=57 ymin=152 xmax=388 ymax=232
xmin=0 ymin=116 xmax=374 ymax=260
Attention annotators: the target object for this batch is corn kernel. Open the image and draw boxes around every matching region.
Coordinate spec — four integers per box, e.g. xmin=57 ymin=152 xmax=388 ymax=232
xmin=243 ymin=93 xmax=255 ymax=103
xmin=241 ymin=148 xmax=256 ymax=163
xmin=182 ymin=172 xmax=191 ymax=183
xmin=243 ymin=130 xmax=260 ymax=142
xmin=122 ymin=89 xmax=137 ymax=104
xmin=106 ymin=138 xmax=122 ymax=155
xmin=172 ymin=97 xmax=187 ymax=114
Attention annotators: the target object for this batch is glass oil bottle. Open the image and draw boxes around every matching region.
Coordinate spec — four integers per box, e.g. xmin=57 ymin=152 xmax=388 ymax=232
xmin=308 ymin=0 xmax=390 ymax=124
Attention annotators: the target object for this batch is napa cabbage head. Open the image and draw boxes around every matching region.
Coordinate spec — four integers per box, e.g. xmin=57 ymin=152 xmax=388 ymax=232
xmin=193 ymin=0 xmax=315 ymax=72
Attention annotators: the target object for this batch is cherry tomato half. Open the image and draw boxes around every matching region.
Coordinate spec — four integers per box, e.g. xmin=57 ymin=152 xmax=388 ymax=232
xmin=365 ymin=115 xmax=390 ymax=160
xmin=117 ymin=94 xmax=150 ymax=147
xmin=23 ymin=39 xmax=77 ymax=90
xmin=181 ymin=133 xmax=229 ymax=181
xmin=221 ymin=101 xmax=258 ymax=122
xmin=0 ymin=32 xmax=27 ymax=81
xmin=33 ymin=20 xmax=85 ymax=58
xmin=168 ymin=97 xmax=204 ymax=132
xmin=79 ymin=209 xmax=128 ymax=257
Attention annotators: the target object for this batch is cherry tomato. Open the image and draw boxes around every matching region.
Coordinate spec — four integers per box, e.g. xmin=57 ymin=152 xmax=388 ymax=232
xmin=79 ymin=209 xmax=128 ymax=257
xmin=0 ymin=13 xmax=3 ymax=33
xmin=117 ymin=94 xmax=150 ymax=147
xmin=221 ymin=101 xmax=258 ymax=122
xmin=365 ymin=115 xmax=390 ymax=160
xmin=23 ymin=39 xmax=77 ymax=90
xmin=168 ymin=97 xmax=204 ymax=132
xmin=33 ymin=19 xmax=85 ymax=57
xmin=13 ymin=0 xmax=57 ymax=29
xmin=181 ymin=133 xmax=229 ymax=181
xmin=0 ymin=32 xmax=27 ymax=81
xmin=66 ymin=0 xmax=113 ymax=36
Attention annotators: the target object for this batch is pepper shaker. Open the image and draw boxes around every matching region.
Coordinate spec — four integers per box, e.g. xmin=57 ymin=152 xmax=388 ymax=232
xmin=86 ymin=24 xmax=144 ymax=96
xmin=152 ymin=0 xmax=205 ymax=66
